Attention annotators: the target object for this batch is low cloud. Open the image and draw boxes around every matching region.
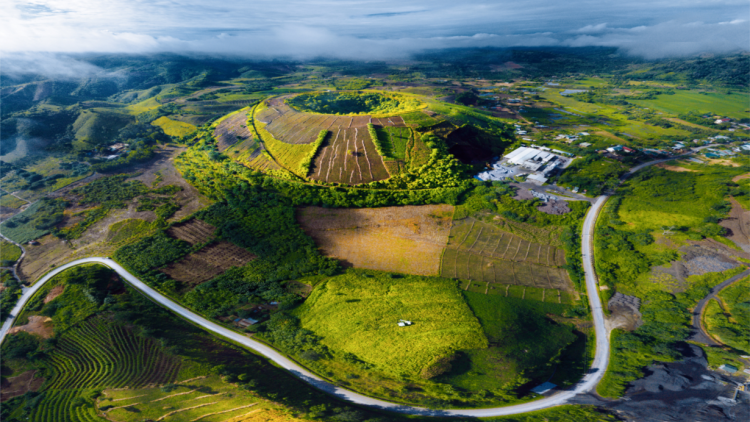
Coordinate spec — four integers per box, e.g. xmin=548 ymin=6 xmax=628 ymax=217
xmin=1 ymin=52 xmax=113 ymax=78
xmin=0 ymin=0 xmax=747 ymax=61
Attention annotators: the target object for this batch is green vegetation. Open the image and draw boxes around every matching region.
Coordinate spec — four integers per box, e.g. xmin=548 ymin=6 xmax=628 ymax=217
xmin=557 ymin=155 xmax=628 ymax=195
xmin=401 ymin=111 xmax=440 ymax=128
xmin=594 ymin=163 xmax=749 ymax=397
xmin=287 ymin=91 xmax=422 ymax=116
xmin=0 ymin=240 xmax=22 ymax=266
xmin=150 ymin=115 xmax=197 ymax=137
xmin=704 ymin=276 xmax=750 ymax=353
xmin=107 ymin=219 xmax=157 ymax=244
xmin=0 ymin=199 xmax=66 ymax=244
xmin=114 ymin=232 xmax=192 ymax=273
xmin=0 ymin=275 xmax=22 ymax=319
xmin=373 ymin=125 xmax=411 ymax=160
xmin=290 ymin=270 xmax=486 ymax=377
xmin=300 ymin=130 xmax=328 ymax=176
xmin=630 ymin=90 xmax=749 ymax=120
xmin=3 ymin=264 xmax=427 ymax=422
xmin=442 ymin=292 xmax=579 ymax=394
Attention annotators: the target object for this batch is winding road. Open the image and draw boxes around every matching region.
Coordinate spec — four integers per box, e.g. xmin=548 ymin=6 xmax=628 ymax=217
xmin=0 ymin=155 xmax=686 ymax=417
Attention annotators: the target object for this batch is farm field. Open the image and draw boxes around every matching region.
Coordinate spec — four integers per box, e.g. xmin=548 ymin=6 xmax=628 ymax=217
xmin=297 ymin=205 xmax=454 ymax=276
xmin=292 ymin=270 xmax=487 ymax=377
xmin=13 ymin=316 xmax=182 ymax=422
xmin=102 ymin=376 xmax=287 ymax=422
xmin=161 ymin=241 xmax=257 ymax=287
xmin=212 ymin=109 xmax=255 ymax=152
xmin=151 ymin=116 xmax=196 ymax=138
xmin=307 ymin=126 xmax=390 ymax=184
xmin=166 ymin=218 xmax=216 ymax=244
xmin=0 ymin=239 xmax=22 ymax=265
xmin=440 ymin=217 xmax=572 ymax=294
xmin=0 ymin=199 xmax=61 ymax=244
xmin=629 ymin=90 xmax=750 ymax=119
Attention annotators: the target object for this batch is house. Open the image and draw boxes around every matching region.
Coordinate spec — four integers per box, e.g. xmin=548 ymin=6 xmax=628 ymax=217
xmin=715 ymin=118 xmax=731 ymax=124
xmin=235 ymin=317 xmax=259 ymax=328
xmin=397 ymin=319 xmax=413 ymax=327
xmin=109 ymin=143 xmax=127 ymax=152
xmin=741 ymin=144 xmax=750 ymax=151
xmin=577 ymin=132 xmax=590 ymax=136
xmin=530 ymin=382 xmax=557 ymax=395
xmin=106 ymin=155 xmax=120 ymax=160
xmin=579 ymin=142 xmax=592 ymax=148
xmin=719 ymin=364 xmax=738 ymax=374
xmin=607 ymin=145 xmax=623 ymax=153
xmin=622 ymin=147 xmax=635 ymax=153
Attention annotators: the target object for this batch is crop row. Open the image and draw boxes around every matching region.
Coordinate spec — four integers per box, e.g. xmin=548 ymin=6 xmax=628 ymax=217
xmin=45 ymin=318 xmax=180 ymax=391
xmin=441 ymin=248 xmax=572 ymax=292
xmin=308 ymin=127 xmax=390 ymax=185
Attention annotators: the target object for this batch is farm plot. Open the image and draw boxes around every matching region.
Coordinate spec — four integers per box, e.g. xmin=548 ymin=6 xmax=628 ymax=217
xmin=166 ymin=218 xmax=216 ymax=245
xmin=102 ymin=375 xmax=285 ymax=422
xmin=161 ymin=241 xmax=256 ymax=287
xmin=308 ymin=127 xmax=390 ymax=185
xmin=298 ymin=205 xmax=454 ymax=276
xmin=441 ymin=217 xmax=573 ymax=292
xmin=213 ymin=109 xmax=253 ymax=151
xmin=375 ymin=125 xmax=411 ymax=160
xmin=22 ymin=317 xmax=182 ymax=422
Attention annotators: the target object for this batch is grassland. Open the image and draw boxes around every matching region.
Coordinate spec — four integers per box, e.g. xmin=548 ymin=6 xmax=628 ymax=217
xmin=704 ymin=275 xmax=750 ymax=353
xmin=629 ymin=90 xmax=750 ymax=119
xmin=151 ymin=116 xmax=197 ymax=137
xmin=376 ymin=126 xmax=411 ymax=160
xmin=0 ymin=240 xmax=23 ymax=265
xmin=0 ymin=199 xmax=64 ymax=244
xmin=442 ymin=292 xmax=577 ymax=392
xmin=293 ymin=270 xmax=487 ymax=377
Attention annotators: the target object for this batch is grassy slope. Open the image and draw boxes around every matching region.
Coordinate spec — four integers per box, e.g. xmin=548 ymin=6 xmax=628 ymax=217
xmin=151 ymin=116 xmax=196 ymax=137
xmin=293 ymin=270 xmax=487 ymax=376
xmin=705 ymin=276 xmax=750 ymax=354
xmin=441 ymin=292 xmax=575 ymax=392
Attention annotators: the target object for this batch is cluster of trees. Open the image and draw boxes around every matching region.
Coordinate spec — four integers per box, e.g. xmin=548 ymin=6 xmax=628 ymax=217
xmin=287 ymin=92 xmax=416 ymax=115
xmin=114 ymin=232 xmax=193 ymax=274
xmin=299 ymin=130 xmax=328 ymax=175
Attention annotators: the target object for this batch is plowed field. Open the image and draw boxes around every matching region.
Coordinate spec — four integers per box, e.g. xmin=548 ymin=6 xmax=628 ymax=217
xmin=440 ymin=217 xmax=573 ymax=293
xmin=161 ymin=241 xmax=256 ymax=287
xmin=213 ymin=110 xmax=253 ymax=151
xmin=297 ymin=205 xmax=454 ymax=275
xmin=166 ymin=219 xmax=216 ymax=245
xmin=308 ymin=127 xmax=390 ymax=184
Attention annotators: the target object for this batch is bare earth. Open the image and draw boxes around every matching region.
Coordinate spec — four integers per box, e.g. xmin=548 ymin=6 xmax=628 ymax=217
xmin=719 ymin=198 xmax=750 ymax=253
xmin=297 ymin=205 xmax=454 ymax=276
xmin=43 ymin=285 xmax=64 ymax=303
xmin=8 ymin=315 xmax=53 ymax=338
xmin=0 ymin=370 xmax=44 ymax=402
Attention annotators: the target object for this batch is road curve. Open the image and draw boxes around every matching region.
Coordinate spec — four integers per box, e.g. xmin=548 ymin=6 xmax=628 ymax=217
xmin=690 ymin=268 xmax=750 ymax=345
xmin=0 ymin=254 xmax=610 ymax=417
xmin=0 ymin=156 xmax=686 ymax=416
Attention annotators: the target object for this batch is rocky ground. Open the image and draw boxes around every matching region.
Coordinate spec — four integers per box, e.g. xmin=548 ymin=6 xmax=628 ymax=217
xmin=572 ymin=344 xmax=750 ymax=422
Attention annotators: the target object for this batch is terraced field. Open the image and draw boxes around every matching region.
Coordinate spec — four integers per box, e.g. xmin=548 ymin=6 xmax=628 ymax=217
xmin=27 ymin=317 xmax=181 ymax=422
xmin=101 ymin=376 xmax=290 ymax=422
xmin=166 ymin=219 xmax=216 ymax=244
xmin=441 ymin=217 xmax=573 ymax=301
xmin=212 ymin=110 xmax=254 ymax=152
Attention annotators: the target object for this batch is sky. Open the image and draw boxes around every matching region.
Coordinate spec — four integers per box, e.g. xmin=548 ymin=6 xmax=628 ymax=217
xmin=1 ymin=0 xmax=749 ymax=60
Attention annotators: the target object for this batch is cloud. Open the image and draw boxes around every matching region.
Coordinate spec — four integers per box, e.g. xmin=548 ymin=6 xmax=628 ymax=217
xmin=0 ymin=52 xmax=113 ymax=78
xmin=0 ymin=0 xmax=747 ymax=60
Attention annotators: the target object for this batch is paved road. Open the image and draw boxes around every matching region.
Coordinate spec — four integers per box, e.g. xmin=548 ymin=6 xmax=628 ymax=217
xmin=689 ymin=268 xmax=750 ymax=346
xmin=0 ymin=255 xmax=611 ymax=417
